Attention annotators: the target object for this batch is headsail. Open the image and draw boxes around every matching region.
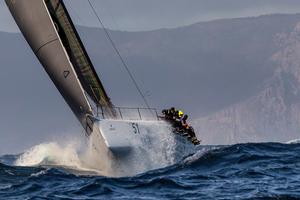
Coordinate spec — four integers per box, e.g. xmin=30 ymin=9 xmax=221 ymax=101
xmin=45 ymin=0 xmax=115 ymax=117
xmin=5 ymin=0 xmax=115 ymax=134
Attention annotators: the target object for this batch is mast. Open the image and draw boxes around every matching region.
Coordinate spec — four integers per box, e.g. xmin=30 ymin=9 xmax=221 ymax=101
xmin=5 ymin=0 xmax=114 ymax=135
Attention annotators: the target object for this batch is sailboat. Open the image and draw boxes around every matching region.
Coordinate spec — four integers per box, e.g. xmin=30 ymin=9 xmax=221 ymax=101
xmin=5 ymin=0 xmax=200 ymax=173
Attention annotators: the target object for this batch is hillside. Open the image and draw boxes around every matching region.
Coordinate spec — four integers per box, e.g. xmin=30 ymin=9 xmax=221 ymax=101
xmin=196 ymin=21 xmax=300 ymax=144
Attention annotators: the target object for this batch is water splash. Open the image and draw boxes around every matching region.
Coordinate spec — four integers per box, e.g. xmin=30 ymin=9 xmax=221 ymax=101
xmin=14 ymin=121 xmax=196 ymax=177
xmin=103 ymin=120 xmax=197 ymax=176
xmin=14 ymin=140 xmax=96 ymax=172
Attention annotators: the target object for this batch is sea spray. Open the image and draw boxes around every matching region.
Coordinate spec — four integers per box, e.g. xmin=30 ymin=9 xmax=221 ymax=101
xmin=104 ymin=120 xmax=197 ymax=176
xmin=14 ymin=137 xmax=112 ymax=175
xmin=14 ymin=121 xmax=196 ymax=177
xmin=15 ymin=140 xmax=84 ymax=169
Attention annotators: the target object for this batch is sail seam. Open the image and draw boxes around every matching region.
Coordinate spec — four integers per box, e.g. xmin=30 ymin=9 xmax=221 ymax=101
xmin=35 ymin=38 xmax=59 ymax=54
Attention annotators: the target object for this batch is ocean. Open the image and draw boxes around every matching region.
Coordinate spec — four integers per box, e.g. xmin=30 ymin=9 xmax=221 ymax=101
xmin=0 ymin=142 xmax=300 ymax=200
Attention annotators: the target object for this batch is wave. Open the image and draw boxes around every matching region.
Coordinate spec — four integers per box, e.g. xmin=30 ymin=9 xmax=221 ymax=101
xmin=12 ymin=124 xmax=200 ymax=177
xmin=4 ymin=142 xmax=299 ymax=177
xmin=286 ymin=138 xmax=300 ymax=144
xmin=15 ymin=141 xmax=82 ymax=167
xmin=14 ymin=140 xmax=104 ymax=175
xmin=0 ymin=162 xmax=8 ymax=171
xmin=7 ymin=142 xmax=299 ymax=176
xmin=1 ymin=142 xmax=300 ymax=199
xmin=137 ymin=142 xmax=300 ymax=177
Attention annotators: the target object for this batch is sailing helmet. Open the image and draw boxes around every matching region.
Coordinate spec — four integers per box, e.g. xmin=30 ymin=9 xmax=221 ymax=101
xmin=178 ymin=110 xmax=184 ymax=118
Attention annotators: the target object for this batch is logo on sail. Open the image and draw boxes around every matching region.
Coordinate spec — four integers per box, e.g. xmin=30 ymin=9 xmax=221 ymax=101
xmin=63 ymin=70 xmax=70 ymax=78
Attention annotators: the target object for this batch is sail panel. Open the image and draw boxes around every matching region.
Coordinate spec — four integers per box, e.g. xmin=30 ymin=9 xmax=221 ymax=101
xmin=46 ymin=0 xmax=115 ymax=117
xmin=5 ymin=0 xmax=94 ymax=133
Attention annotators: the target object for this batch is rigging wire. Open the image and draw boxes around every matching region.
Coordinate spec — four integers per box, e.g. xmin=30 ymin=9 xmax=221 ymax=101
xmin=87 ymin=0 xmax=151 ymax=110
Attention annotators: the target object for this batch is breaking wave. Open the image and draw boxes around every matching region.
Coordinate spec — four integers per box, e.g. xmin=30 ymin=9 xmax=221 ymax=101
xmin=13 ymin=123 xmax=197 ymax=177
xmin=286 ymin=138 xmax=300 ymax=144
xmin=14 ymin=140 xmax=100 ymax=173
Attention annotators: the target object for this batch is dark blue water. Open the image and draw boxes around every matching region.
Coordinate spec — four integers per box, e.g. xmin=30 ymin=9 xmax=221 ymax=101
xmin=0 ymin=143 xmax=300 ymax=200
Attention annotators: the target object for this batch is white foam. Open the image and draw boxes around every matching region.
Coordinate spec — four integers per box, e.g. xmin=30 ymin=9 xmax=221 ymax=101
xmin=0 ymin=185 xmax=12 ymax=190
xmin=15 ymin=140 xmax=88 ymax=171
xmin=110 ymin=121 xmax=180 ymax=176
xmin=15 ymin=122 xmax=197 ymax=177
xmin=286 ymin=139 xmax=300 ymax=144
xmin=108 ymin=120 xmax=199 ymax=176
xmin=30 ymin=169 xmax=49 ymax=178
xmin=183 ymin=146 xmax=219 ymax=166
xmin=15 ymin=137 xmax=107 ymax=174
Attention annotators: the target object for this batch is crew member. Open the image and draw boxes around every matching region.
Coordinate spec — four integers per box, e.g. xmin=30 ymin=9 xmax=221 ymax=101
xmin=174 ymin=110 xmax=184 ymax=119
xmin=181 ymin=114 xmax=197 ymax=139
xmin=162 ymin=108 xmax=200 ymax=145
xmin=162 ymin=107 xmax=176 ymax=120
xmin=173 ymin=110 xmax=184 ymax=131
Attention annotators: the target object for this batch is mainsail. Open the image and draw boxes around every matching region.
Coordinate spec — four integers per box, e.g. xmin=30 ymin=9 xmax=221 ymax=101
xmin=6 ymin=0 xmax=115 ymax=134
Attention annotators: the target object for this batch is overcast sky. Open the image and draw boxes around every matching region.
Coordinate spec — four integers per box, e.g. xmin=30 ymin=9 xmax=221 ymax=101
xmin=1 ymin=0 xmax=300 ymax=32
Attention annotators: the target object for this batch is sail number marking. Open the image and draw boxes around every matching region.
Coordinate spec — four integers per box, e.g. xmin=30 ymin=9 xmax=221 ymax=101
xmin=132 ymin=123 xmax=140 ymax=134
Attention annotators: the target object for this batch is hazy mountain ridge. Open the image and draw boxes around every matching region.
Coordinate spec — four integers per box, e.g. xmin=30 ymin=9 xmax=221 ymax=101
xmin=1 ymin=14 xmax=300 ymax=153
xmin=196 ymin=22 xmax=300 ymax=144
xmin=78 ymin=14 xmax=300 ymax=116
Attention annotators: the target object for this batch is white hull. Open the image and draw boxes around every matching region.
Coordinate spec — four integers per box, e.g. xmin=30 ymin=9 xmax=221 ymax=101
xmin=89 ymin=119 xmax=196 ymax=176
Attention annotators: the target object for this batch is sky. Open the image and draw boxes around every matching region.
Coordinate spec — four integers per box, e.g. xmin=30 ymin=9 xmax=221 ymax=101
xmin=1 ymin=0 xmax=300 ymax=32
